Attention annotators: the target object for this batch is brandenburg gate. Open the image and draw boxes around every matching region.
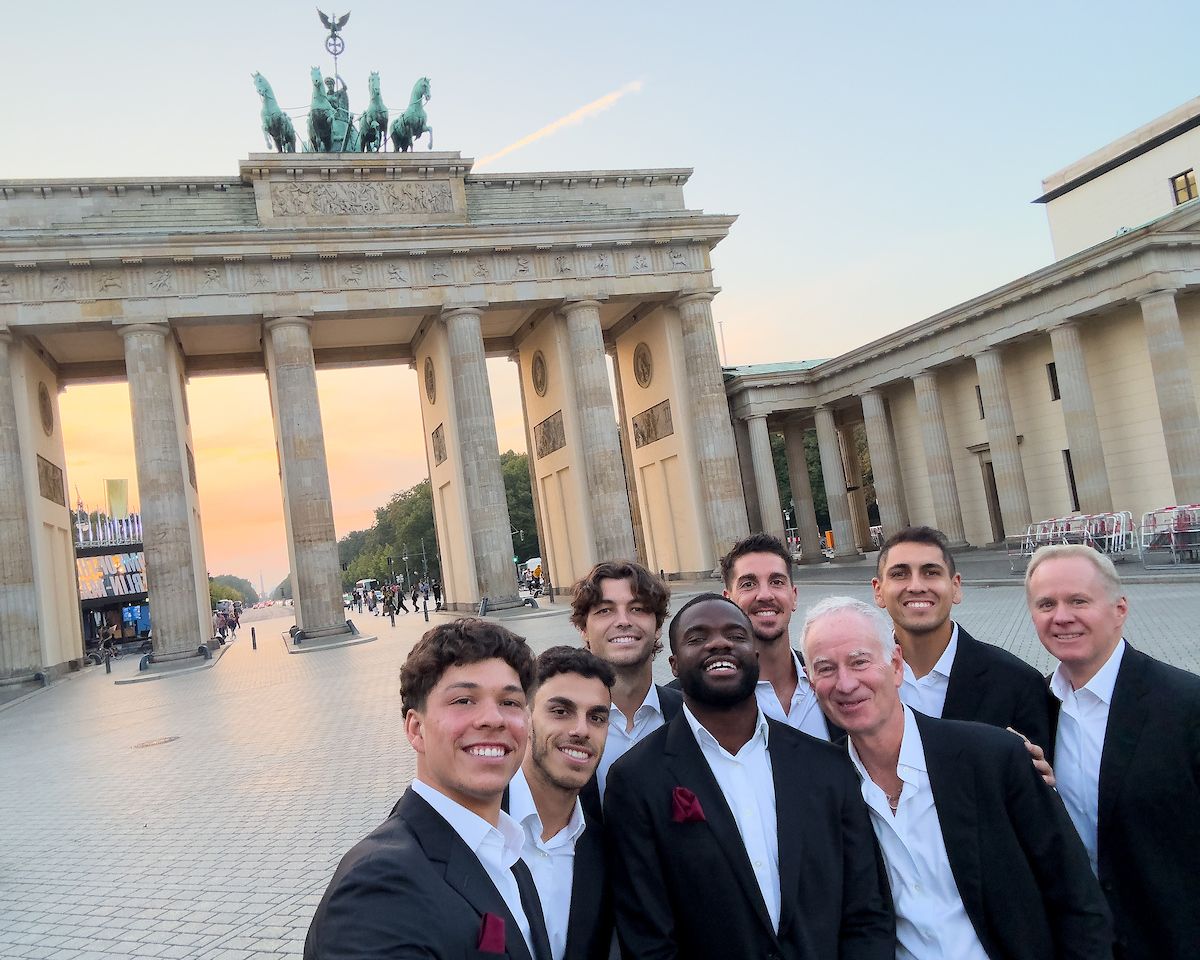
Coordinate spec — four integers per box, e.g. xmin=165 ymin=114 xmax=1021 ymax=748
xmin=0 ymin=150 xmax=750 ymax=680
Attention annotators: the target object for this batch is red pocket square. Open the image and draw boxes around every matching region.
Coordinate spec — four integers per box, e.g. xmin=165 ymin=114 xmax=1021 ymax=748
xmin=477 ymin=912 xmax=506 ymax=953
xmin=672 ymin=785 xmax=706 ymax=823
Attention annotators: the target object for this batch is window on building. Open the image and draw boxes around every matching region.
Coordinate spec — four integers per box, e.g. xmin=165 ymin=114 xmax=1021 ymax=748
xmin=1047 ymin=362 xmax=1061 ymax=401
xmin=975 ymin=384 xmax=985 ymax=419
xmin=1171 ymin=169 xmax=1198 ymax=206
xmin=1063 ymin=449 xmax=1080 ymax=512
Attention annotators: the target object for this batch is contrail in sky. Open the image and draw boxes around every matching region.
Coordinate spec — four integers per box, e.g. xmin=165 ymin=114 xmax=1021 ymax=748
xmin=474 ymin=81 xmax=644 ymax=170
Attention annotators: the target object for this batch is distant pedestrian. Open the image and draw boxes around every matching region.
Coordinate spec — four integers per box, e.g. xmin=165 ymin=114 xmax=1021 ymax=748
xmin=411 ymin=585 xmax=420 ymax=611
xmin=395 ymin=588 xmax=409 ymax=614
xmin=355 ymin=589 xmax=363 ymax=614
xmin=431 ymin=580 xmax=442 ymax=610
xmin=228 ymin=608 xmax=239 ymax=638
xmin=384 ymin=593 xmax=396 ymax=627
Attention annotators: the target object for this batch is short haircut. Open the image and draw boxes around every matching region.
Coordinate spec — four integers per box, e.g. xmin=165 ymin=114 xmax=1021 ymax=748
xmin=877 ymin=525 xmax=957 ymax=577
xmin=667 ymin=592 xmax=751 ymax=652
xmin=720 ymin=533 xmax=794 ymax=589
xmin=534 ymin=645 xmax=616 ymax=691
xmin=400 ymin=618 xmax=535 ymax=715
xmin=569 ymin=560 xmax=670 ymax=631
xmin=1025 ymin=544 xmax=1124 ymax=602
xmin=800 ymin=596 xmax=895 ymax=665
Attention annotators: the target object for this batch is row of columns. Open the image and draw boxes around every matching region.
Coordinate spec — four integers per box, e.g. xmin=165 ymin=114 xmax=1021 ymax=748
xmin=737 ymin=287 xmax=1200 ymax=555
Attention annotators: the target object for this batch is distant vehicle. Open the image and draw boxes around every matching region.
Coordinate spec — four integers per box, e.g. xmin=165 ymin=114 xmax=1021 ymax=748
xmin=215 ymin=599 xmax=234 ymax=615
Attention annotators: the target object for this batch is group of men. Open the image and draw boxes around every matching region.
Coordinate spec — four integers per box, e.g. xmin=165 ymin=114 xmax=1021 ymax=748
xmin=304 ymin=527 xmax=1200 ymax=960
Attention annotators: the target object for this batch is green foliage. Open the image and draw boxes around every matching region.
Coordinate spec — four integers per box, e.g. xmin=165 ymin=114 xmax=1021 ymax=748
xmin=767 ymin=426 xmax=878 ymax=534
xmin=273 ymin=577 xmax=292 ymax=600
xmin=209 ymin=581 xmax=242 ymax=605
xmin=334 ymin=451 xmax=541 ymax=589
xmin=211 ymin=574 xmax=259 ymax=605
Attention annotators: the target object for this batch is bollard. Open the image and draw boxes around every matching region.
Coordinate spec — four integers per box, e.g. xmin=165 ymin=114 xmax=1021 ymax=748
xmin=251 ymin=626 xmax=257 ymax=650
xmin=423 ymin=598 xmax=429 ymax=623
xmin=104 ymin=653 xmax=112 ymax=675
xmin=198 ymin=643 xmax=212 ymax=660
xmin=139 ymin=654 xmax=152 ymax=671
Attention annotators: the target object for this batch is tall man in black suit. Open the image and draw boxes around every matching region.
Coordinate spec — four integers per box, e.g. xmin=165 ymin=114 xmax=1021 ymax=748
xmin=570 ymin=561 xmax=682 ymax=821
xmin=305 ymin=620 xmax=551 ymax=960
xmin=720 ymin=533 xmax=842 ymax=740
xmin=873 ymin=525 xmax=1053 ymax=751
xmin=804 ymin=595 xmax=1112 ymax=960
xmin=605 ymin=593 xmax=893 ymax=960
xmin=1028 ymin=544 xmax=1200 ymax=960
xmin=505 ymin=646 xmax=615 ymax=960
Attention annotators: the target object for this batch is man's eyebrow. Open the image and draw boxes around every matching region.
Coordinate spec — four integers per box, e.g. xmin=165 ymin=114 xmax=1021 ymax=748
xmin=443 ymin=681 xmax=480 ymax=691
xmin=544 ymin=695 xmax=578 ymax=709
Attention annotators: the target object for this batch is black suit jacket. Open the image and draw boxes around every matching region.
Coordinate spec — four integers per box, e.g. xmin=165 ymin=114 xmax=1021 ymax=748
xmin=579 ymin=682 xmax=682 ymax=823
xmin=501 ymin=785 xmax=612 ymax=960
xmin=604 ymin=713 xmax=893 ymax=960
xmin=305 ymin=789 xmax=538 ymax=960
xmin=910 ymin=712 xmax=1112 ymax=959
xmin=1048 ymin=644 xmax=1200 ymax=960
xmin=941 ymin=625 xmax=1053 ymax=749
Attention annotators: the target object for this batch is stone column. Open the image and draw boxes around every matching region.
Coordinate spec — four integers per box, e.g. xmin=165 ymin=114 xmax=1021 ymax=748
xmin=733 ymin=418 xmax=763 ymax=532
xmin=444 ymin=307 xmax=519 ymax=606
xmin=1139 ymin=290 xmax=1200 ymax=503
xmin=0 ymin=332 xmax=41 ymax=679
xmin=514 ymin=352 xmax=557 ymax=594
xmin=814 ymin=406 xmax=859 ymax=559
xmin=563 ymin=300 xmax=636 ymax=561
xmin=974 ymin=348 xmax=1033 ymax=534
xmin=912 ymin=371 xmax=969 ymax=547
xmin=782 ymin=417 xmax=824 ymax=563
xmin=839 ymin=423 xmax=872 ymax=550
xmin=1049 ymin=322 xmax=1113 ymax=513
xmin=860 ymin=390 xmax=909 ymax=538
xmin=608 ymin=345 xmax=648 ymax=567
xmin=120 ymin=323 xmax=207 ymax=660
xmin=675 ymin=292 xmax=750 ymax=559
xmin=263 ymin=316 xmax=349 ymax=639
xmin=746 ymin=415 xmax=785 ymax=540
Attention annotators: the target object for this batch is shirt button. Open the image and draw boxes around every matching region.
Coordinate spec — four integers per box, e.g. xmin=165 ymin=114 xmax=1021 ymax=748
xmin=753 ymin=860 xmax=763 ymax=869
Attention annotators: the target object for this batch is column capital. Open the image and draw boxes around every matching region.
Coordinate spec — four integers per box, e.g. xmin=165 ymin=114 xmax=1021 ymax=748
xmin=860 ymin=387 xmax=880 ymax=399
xmin=674 ymin=288 xmax=720 ymax=308
xmin=263 ymin=308 xmax=314 ymax=322
xmin=970 ymin=345 xmax=1001 ymax=360
xmin=116 ymin=322 xmax=171 ymax=340
xmin=561 ymin=298 xmax=604 ymax=315
xmin=1136 ymin=287 xmax=1180 ymax=305
xmin=262 ymin=315 xmax=312 ymax=335
xmin=441 ymin=304 xmax=486 ymax=323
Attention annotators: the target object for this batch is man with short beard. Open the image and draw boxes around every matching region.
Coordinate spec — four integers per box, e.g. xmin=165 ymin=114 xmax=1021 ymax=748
xmin=570 ymin=561 xmax=682 ymax=815
xmin=719 ymin=533 xmax=840 ymax=739
xmin=605 ymin=593 xmax=893 ymax=960
xmin=505 ymin=646 xmax=616 ymax=960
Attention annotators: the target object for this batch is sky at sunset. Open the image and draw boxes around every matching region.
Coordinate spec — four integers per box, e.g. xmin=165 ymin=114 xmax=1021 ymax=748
xmin=12 ymin=1 xmax=1200 ymax=590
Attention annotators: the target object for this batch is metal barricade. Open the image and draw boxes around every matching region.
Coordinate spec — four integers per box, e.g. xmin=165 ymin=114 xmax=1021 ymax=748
xmin=1141 ymin=504 xmax=1200 ymax=566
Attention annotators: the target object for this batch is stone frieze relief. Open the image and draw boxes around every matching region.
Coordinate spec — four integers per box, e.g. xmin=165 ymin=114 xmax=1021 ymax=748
xmin=269 ymin=180 xmax=456 ymax=217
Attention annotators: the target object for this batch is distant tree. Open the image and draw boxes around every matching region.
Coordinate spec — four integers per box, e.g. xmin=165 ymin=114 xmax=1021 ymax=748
xmin=210 ymin=582 xmax=242 ymax=606
xmin=273 ymin=576 xmax=293 ymax=600
xmin=501 ymin=451 xmax=541 ymax=562
xmin=211 ymin=574 xmax=259 ymax=605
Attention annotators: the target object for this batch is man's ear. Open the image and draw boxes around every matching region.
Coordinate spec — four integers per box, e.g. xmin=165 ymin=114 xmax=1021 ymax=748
xmin=405 ymin=708 xmax=425 ymax=755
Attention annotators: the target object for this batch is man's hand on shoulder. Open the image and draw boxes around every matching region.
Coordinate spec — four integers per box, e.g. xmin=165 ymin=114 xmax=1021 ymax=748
xmin=1008 ymin=726 xmax=1055 ymax=787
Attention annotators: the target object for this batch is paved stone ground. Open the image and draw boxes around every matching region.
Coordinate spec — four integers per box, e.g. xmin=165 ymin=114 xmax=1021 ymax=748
xmin=1 ymin=577 xmax=1197 ymax=960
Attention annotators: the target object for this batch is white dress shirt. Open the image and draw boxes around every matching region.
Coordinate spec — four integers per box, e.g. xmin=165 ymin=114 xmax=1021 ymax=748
xmin=411 ymin=778 xmax=535 ymax=958
xmin=1049 ymin=638 xmax=1126 ymax=876
xmin=898 ymin=623 xmax=959 ymax=718
xmin=508 ymin=768 xmax=587 ymax=960
xmin=596 ymin=681 xmax=666 ymax=797
xmin=757 ymin=648 xmax=830 ymax=740
xmin=848 ymin=705 xmax=989 ymax=960
xmin=682 ymin=704 xmax=781 ymax=932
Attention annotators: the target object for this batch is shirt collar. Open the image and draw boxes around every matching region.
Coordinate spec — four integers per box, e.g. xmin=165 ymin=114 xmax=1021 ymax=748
xmin=899 ymin=622 xmax=959 ymax=683
xmin=847 ymin=704 xmax=927 ymax=784
xmin=1050 ymin=638 xmax=1126 ymax=705
xmin=755 ymin=647 xmax=811 ymax=694
xmin=611 ymin=679 xmax=661 ymax=724
xmin=681 ymin=701 xmax=770 ymax=755
xmin=506 ymin=768 xmax=587 ymax=844
xmin=411 ymin=778 xmax=525 ymax=867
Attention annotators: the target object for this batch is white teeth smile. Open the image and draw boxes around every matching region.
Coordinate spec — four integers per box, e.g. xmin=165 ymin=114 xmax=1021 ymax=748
xmin=559 ymin=747 xmax=590 ymax=761
xmin=608 ymin=635 xmax=637 ymax=645
xmin=905 ymin=601 xmax=933 ymax=608
xmin=706 ymin=660 xmax=737 ymax=673
xmin=467 ymin=745 xmax=507 ymax=758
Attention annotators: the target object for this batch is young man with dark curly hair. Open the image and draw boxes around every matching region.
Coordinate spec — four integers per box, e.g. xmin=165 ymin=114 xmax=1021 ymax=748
xmin=304 ymin=619 xmax=550 ymax=960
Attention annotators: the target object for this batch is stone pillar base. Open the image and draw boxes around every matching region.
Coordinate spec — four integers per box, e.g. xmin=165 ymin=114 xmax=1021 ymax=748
xmin=830 ymin=551 xmax=865 ymax=563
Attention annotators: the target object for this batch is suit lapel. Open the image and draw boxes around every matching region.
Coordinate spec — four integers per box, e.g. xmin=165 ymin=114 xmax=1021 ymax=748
xmin=940 ymin=626 xmax=983 ymax=721
xmin=565 ymin=817 xmax=604 ymax=955
xmin=663 ymin=715 xmax=777 ymax=940
xmin=767 ymin=724 xmax=802 ymax=936
xmin=399 ymin=790 xmax=535 ymax=960
xmin=1098 ymin=646 xmax=1150 ymax=829
xmin=917 ymin=715 xmax=985 ymax=933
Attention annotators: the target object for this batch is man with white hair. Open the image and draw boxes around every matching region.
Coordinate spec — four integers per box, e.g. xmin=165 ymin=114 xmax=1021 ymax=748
xmin=1027 ymin=544 xmax=1200 ymax=960
xmin=804 ymin=595 xmax=1111 ymax=960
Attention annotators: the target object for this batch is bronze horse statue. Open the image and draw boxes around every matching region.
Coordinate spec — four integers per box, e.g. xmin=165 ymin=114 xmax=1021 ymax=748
xmin=307 ymin=66 xmax=335 ymax=152
xmin=390 ymin=77 xmax=433 ymax=152
xmin=252 ymin=73 xmax=295 ymax=152
xmin=359 ymin=72 xmax=388 ymax=153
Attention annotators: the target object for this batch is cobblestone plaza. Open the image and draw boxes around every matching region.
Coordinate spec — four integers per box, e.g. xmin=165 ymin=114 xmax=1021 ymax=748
xmin=1 ymin=572 xmax=1197 ymax=960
